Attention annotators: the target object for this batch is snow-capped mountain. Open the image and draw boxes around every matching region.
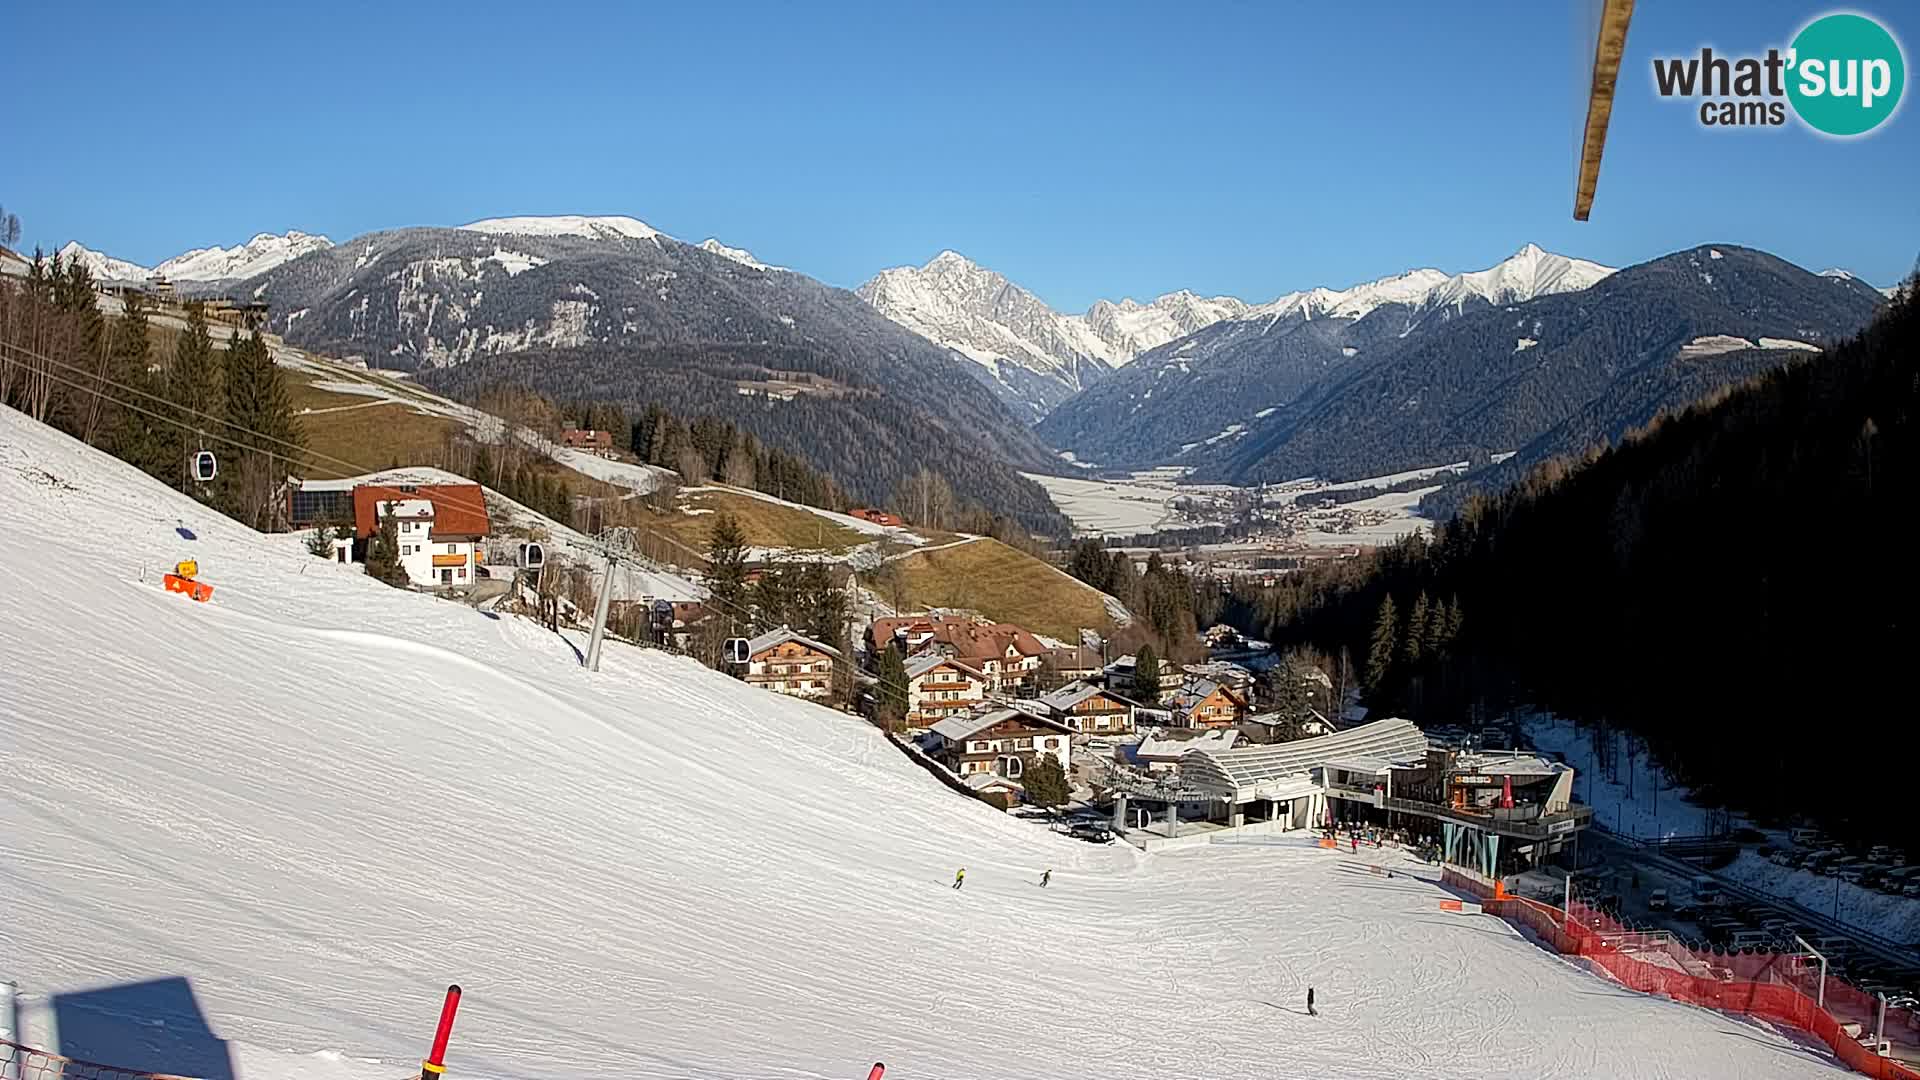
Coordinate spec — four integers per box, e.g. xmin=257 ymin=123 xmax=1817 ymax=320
xmin=155 ymin=231 xmax=334 ymax=283
xmin=1041 ymin=245 xmax=1879 ymax=491
xmin=55 ymin=231 xmax=334 ymax=286
xmin=1820 ymin=266 xmax=1903 ymax=299
xmin=458 ymin=215 xmax=664 ymax=242
xmin=857 ymin=251 xmax=1246 ymax=423
xmin=55 ymin=242 xmax=153 ymax=284
xmin=698 ymin=237 xmax=782 ymax=271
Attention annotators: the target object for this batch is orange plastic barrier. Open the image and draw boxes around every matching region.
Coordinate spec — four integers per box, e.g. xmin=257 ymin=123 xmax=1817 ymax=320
xmin=1440 ymin=869 xmax=1920 ymax=1080
xmin=1317 ymin=838 xmax=1337 ymax=849
xmin=163 ymin=573 xmax=214 ymax=602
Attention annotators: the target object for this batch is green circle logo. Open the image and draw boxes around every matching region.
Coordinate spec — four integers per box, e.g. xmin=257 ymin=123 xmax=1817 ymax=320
xmin=1787 ymin=13 xmax=1905 ymax=136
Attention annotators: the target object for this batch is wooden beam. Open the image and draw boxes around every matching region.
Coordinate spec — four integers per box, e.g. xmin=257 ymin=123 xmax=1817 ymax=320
xmin=1574 ymin=0 xmax=1637 ymax=221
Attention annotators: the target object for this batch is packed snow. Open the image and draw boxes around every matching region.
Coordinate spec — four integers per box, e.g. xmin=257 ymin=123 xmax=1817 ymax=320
xmin=0 ymin=408 xmax=1859 ymax=1080
xmin=1757 ymin=338 xmax=1822 ymax=352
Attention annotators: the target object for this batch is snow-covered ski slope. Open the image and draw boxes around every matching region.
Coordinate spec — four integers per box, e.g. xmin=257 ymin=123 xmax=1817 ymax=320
xmin=0 ymin=409 xmax=1843 ymax=1080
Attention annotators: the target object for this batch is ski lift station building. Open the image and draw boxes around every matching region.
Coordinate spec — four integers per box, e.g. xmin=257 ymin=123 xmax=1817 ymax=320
xmin=1176 ymin=718 xmax=1593 ymax=873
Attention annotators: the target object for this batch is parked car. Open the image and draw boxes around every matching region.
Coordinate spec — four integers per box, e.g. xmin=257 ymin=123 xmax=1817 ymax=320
xmin=1790 ymin=827 xmax=1824 ymax=847
xmin=1649 ymin=889 xmax=1669 ymax=911
xmin=1068 ymin=820 xmax=1114 ymax=844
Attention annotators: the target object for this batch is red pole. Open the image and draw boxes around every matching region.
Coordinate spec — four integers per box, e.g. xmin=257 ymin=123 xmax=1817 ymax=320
xmin=866 ymin=1065 xmax=885 ymax=1080
xmin=421 ymin=984 xmax=462 ymax=1080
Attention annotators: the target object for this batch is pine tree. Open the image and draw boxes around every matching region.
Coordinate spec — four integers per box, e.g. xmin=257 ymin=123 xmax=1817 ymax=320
xmin=106 ymin=298 xmax=172 ymax=480
xmin=1022 ymin=752 xmax=1070 ymax=809
xmin=219 ymin=329 xmax=302 ymax=529
xmin=875 ymin=643 xmax=910 ymax=732
xmin=1132 ymin=643 xmax=1163 ymax=703
xmin=1403 ymin=592 xmax=1430 ymax=666
xmin=705 ymin=511 xmax=751 ymax=627
xmin=306 ymin=522 xmax=335 ymax=557
xmin=1366 ymin=594 xmax=1399 ymax=692
xmin=364 ymin=504 xmax=409 ymax=587
xmin=166 ymin=304 xmax=222 ymax=497
xmin=1422 ymin=598 xmax=1448 ymax=658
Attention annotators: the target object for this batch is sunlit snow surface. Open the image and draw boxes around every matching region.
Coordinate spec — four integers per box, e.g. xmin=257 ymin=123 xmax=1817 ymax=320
xmin=0 ymin=409 xmax=1845 ymax=1079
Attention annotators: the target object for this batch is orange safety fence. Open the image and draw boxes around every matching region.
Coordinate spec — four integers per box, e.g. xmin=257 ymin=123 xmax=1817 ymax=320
xmin=1441 ymin=869 xmax=1920 ymax=1080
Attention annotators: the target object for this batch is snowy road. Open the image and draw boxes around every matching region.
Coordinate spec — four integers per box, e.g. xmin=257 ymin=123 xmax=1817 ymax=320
xmin=0 ymin=408 xmax=1844 ymax=1080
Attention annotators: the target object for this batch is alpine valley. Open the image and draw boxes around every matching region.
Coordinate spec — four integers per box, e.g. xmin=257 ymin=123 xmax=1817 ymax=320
xmin=46 ymin=219 xmax=1898 ymax=534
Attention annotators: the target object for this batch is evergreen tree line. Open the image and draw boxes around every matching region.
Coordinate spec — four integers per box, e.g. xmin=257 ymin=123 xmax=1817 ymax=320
xmin=632 ymin=401 xmax=850 ymax=511
xmin=0 ymin=247 xmax=302 ymax=532
xmin=1061 ymin=540 xmax=1217 ymax=661
xmin=1230 ymin=281 xmax=1920 ymax=838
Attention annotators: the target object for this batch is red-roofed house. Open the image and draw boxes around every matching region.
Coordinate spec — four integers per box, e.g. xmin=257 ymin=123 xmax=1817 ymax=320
xmin=867 ymin=613 xmax=1049 ymax=693
xmin=352 ymin=483 xmax=491 ymax=588
xmin=560 ymin=427 xmax=615 ymax=454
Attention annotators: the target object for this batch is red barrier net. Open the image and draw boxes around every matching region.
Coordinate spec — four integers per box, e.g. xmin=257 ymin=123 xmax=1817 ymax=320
xmin=1441 ymin=869 xmax=1920 ymax=1080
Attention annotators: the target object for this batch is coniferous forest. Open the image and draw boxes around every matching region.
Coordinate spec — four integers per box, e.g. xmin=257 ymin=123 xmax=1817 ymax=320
xmin=1231 ymin=281 xmax=1917 ymax=836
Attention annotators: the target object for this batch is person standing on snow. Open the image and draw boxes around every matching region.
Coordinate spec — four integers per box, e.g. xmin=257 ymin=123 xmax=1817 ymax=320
xmin=1040 ymin=868 xmax=1052 ymax=888
xmin=1306 ymin=986 xmax=1317 ymax=1016
xmin=952 ymin=867 xmax=966 ymax=890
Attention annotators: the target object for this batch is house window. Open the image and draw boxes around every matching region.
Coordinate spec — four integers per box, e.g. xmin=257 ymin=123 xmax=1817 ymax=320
xmin=401 ymin=545 xmax=411 ymax=555
xmin=446 ymin=544 xmax=456 ymax=554
xmin=457 ymin=568 xmax=466 ymax=580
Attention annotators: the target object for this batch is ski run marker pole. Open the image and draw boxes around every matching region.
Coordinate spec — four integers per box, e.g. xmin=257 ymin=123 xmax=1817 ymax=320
xmin=421 ymin=984 xmax=462 ymax=1080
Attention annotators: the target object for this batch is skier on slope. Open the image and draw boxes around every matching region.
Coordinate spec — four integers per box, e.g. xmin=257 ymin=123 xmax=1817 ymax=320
xmin=1040 ymin=868 xmax=1052 ymax=888
xmin=1306 ymin=986 xmax=1317 ymax=1016
xmin=952 ymin=867 xmax=966 ymax=890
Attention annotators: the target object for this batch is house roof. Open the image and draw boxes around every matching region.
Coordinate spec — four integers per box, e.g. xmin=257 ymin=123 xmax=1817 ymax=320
xmin=1038 ymin=682 xmax=1135 ymax=711
xmin=352 ymin=483 xmax=490 ymax=541
xmin=905 ymin=652 xmax=985 ymax=681
xmin=870 ymin=613 xmax=1047 ymax=663
xmin=1183 ymin=718 xmax=1429 ymax=795
xmin=1135 ymin=728 xmax=1240 ymax=761
xmin=746 ymin=625 xmax=844 ymax=660
xmin=929 ymin=705 xmax=1070 ymax=743
xmin=964 ymin=772 xmax=1023 ymax=792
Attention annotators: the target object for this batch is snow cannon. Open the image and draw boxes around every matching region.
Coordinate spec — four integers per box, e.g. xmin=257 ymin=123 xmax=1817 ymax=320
xmin=164 ymin=559 xmax=214 ymax=602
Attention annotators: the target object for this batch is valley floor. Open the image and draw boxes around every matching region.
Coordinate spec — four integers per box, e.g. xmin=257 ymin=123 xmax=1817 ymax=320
xmin=0 ymin=407 xmax=1843 ymax=1079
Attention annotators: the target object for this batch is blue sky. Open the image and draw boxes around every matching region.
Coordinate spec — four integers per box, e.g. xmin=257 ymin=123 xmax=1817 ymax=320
xmin=5 ymin=0 xmax=1914 ymax=309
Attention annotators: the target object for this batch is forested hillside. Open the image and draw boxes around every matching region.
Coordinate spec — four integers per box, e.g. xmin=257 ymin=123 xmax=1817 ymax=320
xmin=421 ymin=343 xmax=1071 ymax=534
xmin=1233 ymin=279 xmax=1916 ymax=834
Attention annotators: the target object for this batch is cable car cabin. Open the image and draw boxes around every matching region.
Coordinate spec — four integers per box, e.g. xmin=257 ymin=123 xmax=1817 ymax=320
xmin=724 ymin=637 xmax=751 ymax=665
xmin=192 ymin=450 xmax=218 ymax=482
xmin=519 ymin=541 xmax=546 ymax=571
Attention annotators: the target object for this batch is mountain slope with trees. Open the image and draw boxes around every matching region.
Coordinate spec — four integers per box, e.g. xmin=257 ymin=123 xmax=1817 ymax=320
xmin=1233 ymin=278 xmax=1916 ymax=834
xmin=230 ymin=222 xmax=1069 ymax=533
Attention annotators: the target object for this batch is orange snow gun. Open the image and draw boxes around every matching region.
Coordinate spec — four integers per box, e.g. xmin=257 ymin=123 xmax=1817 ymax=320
xmin=165 ymin=559 xmax=214 ymax=602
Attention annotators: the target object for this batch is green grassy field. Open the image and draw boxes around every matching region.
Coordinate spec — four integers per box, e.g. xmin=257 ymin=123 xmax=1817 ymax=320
xmin=885 ymin=538 xmax=1116 ymax=640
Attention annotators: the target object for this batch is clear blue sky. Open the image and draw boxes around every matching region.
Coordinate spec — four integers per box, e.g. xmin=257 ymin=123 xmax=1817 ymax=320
xmin=5 ymin=0 xmax=1914 ymax=309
